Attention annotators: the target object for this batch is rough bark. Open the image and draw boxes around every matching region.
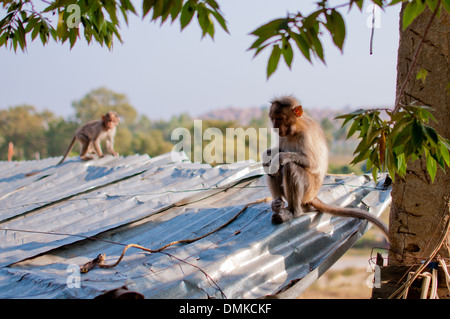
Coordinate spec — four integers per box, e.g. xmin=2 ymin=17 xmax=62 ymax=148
xmin=388 ymin=4 xmax=450 ymax=266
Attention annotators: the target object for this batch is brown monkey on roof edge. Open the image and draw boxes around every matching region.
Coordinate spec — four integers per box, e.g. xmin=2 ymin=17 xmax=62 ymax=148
xmin=262 ymin=96 xmax=389 ymax=240
xmin=58 ymin=111 xmax=120 ymax=165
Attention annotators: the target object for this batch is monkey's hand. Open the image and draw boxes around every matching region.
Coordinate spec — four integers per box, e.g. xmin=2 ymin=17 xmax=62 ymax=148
xmin=266 ymin=152 xmax=291 ymax=174
xmin=278 ymin=152 xmax=309 ymax=168
xmin=271 ymin=198 xmax=285 ymax=213
xmin=264 ymin=156 xmax=280 ymax=176
xmin=262 ymin=148 xmax=281 ymax=175
xmin=277 ymin=152 xmax=293 ymax=165
xmin=261 ymin=149 xmax=273 ymax=167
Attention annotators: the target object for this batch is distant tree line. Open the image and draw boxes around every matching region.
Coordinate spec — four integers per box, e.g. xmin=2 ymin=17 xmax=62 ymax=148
xmin=0 ymin=87 xmax=362 ymax=174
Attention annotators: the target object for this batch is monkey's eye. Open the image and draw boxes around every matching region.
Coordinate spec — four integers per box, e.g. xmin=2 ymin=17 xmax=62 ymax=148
xmin=272 ymin=116 xmax=283 ymax=122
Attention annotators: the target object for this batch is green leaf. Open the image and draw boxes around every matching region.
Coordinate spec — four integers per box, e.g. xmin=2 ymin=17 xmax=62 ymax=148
xmin=119 ymin=0 xmax=135 ymax=24
xmin=389 ymin=0 xmax=407 ymax=6
xmin=336 ymin=109 xmax=366 ymax=126
xmin=412 ymin=105 xmax=437 ymax=123
xmin=352 ymin=0 xmax=364 ymax=11
xmin=104 ymin=1 xmax=119 ymax=25
xmin=411 ymin=121 xmax=425 ymax=148
xmin=0 ymin=33 xmax=7 ymax=47
xmin=248 ymin=35 xmax=269 ymax=52
xmin=439 ymin=136 xmax=450 ymax=150
xmin=92 ymin=7 xmax=105 ymax=31
xmin=426 ymin=0 xmax=440 ymax=11
xmin=334 ymin=112 xmax=353 ymax=121
xmin=170 ymin=0 xmax=183 ymax=21
xmin=386 ymin=159 xmax=397 ymax=181
xmin=426 ymin=152 xmax=437 ymax=182
xmin=373 ymin=0 xmax=385 ymax=6
xmin=307 ymin=27 xmax=325 ymax=62
xmin=443 ymin=0 xmax=450 ymax=12
xmin=357 ymin=115 xmax=369 ymax=138
xmin=56 ymin=11 xmax=66 ymax=40
xmin=251 ymin=41 xmax=272 ymax=58
xmin=205 ymin=14 xmax=215 ymax=38
xmin=398 ymin=153 xmax=407 ymax=176
xmin=416 ymin=68 xmax=428 ymax=84
xmin=325 ymin=9 xmax=346 ymax=51
xmin=355 ymin=127 xmax=384 ymax=155
xmin=302 ymin=10 xmax=323 ymax=29
xmin=205 ymin=0 xmax=220 ymax=10
xmin=267 ymin=45 xmax=281 ymax=79
xmin=16 ymin=20 xmax=26 ymax=51
xmin=347 ymin=118 xmax=360 ymax=138
xmin=180 ymin=0 xmax=196 ymax=30
xmin=351 ymin=145 xmax=372 ymax=165
xmin=372 ymin=165 xmax=379 ymax=182
xmin=423 ymin=125 xmax=439 ymax=147
xmin=197 ymin=4 xmax=211 ymax=37
xmin=249 ymin=18 xmax=290 ymax=60
xmin=39 ymin=25 xmax=49 ymax=46
xmin=289 ymin=30 xmax=311 ymax=62
xmin=210 ymin=9 xmax=228 ymax=33
xmin=68 ymin=27 xmax=78 ymax=49
xmin=281 ymin=37 xmax=293 ymax=68
xmin=251 ymin=18 xmax=288 ymax=37
xmin=403 ymin=0 xmax=426 ymax=30
xmin=160 ymin=1 xmax=175 ymax=24
xmin=340 ymin=115 xmax=355 ymax=127
xmin=411 ymin=120 xmax=425 ymax=149
xmin=152 ymin=0 xmax=164 ymax=20
xmin=31 ymin=21 xmax=40 ymax=40
xmin=120 ymin=0 xmax=136 ymax=14
xmin=391 ymin=115 xmax=413 ymax=138
xmin=366 ymin=152 xmax=374 ymax=171
xmin=24 ymin=16 xmax=39 ymax=33
xmin=438 ymin=140 xmax=450 ymax=166
xmin=195 ymin=5 xmax=217 ymax=39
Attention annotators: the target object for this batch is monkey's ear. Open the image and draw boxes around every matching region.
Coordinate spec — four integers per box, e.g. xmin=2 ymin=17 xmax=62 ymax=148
xmin=293 ymin=105 xmax=303 ymax=118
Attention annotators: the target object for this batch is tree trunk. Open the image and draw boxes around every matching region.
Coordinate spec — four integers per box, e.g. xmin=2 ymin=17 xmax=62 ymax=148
xmin=388 ymin=4 xmax=449 ymax=266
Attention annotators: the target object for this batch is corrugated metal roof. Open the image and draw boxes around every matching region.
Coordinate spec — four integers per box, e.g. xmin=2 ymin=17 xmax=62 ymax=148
xmin=0 ymin=153 xmax=391 ymax=299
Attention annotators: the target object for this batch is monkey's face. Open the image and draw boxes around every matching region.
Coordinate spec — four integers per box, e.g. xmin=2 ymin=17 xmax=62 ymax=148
xmin=103 ymin=112 xmax=120 ymax=130
xmin=269 ymin=107 xmax=295 ymax=137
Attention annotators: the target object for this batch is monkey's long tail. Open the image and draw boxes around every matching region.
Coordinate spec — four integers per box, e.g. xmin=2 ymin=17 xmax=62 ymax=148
xmin=57 ymin=136 xmax=76 ymax=165
xmin=310 ymin=197 xmax=389 ymax=242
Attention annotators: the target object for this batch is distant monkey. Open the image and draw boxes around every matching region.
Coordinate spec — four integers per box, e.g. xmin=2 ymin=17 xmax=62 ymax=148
xmin=263 ymin=96 xmax=389 ymax=239
xmin=58 ymin=111 xmax=120 ymax=165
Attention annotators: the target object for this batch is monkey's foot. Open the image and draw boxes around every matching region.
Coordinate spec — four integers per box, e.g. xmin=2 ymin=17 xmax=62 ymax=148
xmin=300 ymin=203 xmax=318 ymax=214
xmin=271 ymin=209 xmax=294 ymax=224
xmin=271 ymin=198 xmax=285 ymax=213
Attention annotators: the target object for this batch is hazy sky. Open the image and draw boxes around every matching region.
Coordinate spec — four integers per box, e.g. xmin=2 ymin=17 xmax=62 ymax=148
xmin=0 ymin=1 xmax=401 ymax=120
